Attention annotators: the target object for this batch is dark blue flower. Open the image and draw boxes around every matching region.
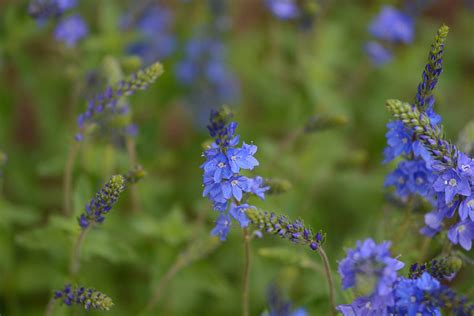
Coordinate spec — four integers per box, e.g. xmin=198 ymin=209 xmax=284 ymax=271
xmin=54 ymin=284 xmax=113 ymax=311
xmin=365 ymin=41 xmax=393 ymax=66
xmin=394 ymin=273 xmax=441 ymax=316
xmin=433 ymin=169 xmax=471 ymax=204
xmin=54 ymin=14 xmax=88 ymax=47
xmin=369 ymin=6 xmax=414 ymax=44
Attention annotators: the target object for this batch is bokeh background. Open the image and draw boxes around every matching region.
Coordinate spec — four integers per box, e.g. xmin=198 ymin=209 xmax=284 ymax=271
xmin=1 ymin=0 xmax=474 ymax=315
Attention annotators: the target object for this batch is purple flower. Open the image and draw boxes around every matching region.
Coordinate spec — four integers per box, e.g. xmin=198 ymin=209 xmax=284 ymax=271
xmin=337 ymin=294 xmax=394 ymax=316
xmin=54 ymin=14 xmax=88 ymax=47
xmin=365 ymin=41 xmax=393 ymax=66
xmin=369 ymin=6 xmax=414 ymax=44
xmin=221 ymin=176 xmax=252 ymax=201
xmin=448 ymin=220 xmax=474 ymax=250
xmin=266 ymin=0 xmax=300 ymax=20
xmin=433 ymin=169 xmax=471 ymax=204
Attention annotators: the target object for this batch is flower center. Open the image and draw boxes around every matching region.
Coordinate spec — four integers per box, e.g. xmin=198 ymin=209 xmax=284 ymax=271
xmin=468 ymin=199 xmax=474 ymax=210
xmin=398 ymin=177 xmax=405 ymax=184
xmin=231 ymin=155 xmax=237 ymax=161
xmin=218 ymin=162 xmax=226 ymax=168
xmin=415 ymin=177 xmax=424 ymax=185
xmin=458 ymin=225 xmax=466 ymax=233
xmin=447 ymin=178 xmax=457 ymax=187
xmin=231 ymin=180 xmax=238 ymax=186
xmin=402 ymin=138 xmax=408 ymax=144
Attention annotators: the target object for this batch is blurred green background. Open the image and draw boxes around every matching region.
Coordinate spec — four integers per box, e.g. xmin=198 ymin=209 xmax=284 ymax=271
xmin=1 ymin=0 xmax=474 ymax=315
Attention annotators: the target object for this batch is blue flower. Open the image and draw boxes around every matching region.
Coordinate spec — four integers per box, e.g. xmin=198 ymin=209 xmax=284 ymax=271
xmin=338 ymin=239 xmax=404 ymax=296
xmin=54 ymin=14 xmax=88 ymax=47
xmin=263 ymin=284 xmax=307 ymax=316
xmin=459 ymin=193 xmax=474 ymax=221
xmin=383 ymin=120 xmax=413 ymax=163
xmin=365 ymin=41 xmax=393 ymax=66
xmin=248 ymin=176 xmax=270 ymax=200
xmin=226 ymin=142 xmax=259 ymax=173
xmin=394 ymin=273 xmax=441 ymax=316
xmin=433 ymin=169 xmax=471 ymax=204
xmin=369 ymin=6 xmax=414 ymax=44
xmin=211 ymin=213 xmax=232 ymax=241
xmin=384 ymin=161 xmax=411 ymax=199
xmin=266 ymin=0 xmax=300 ymax=20
xmin=448 ymin=220 xmax=474 ymax=250
xmin=229 ymin=203 xmax=251 ymax=227
xmin=220 ymin=176 xmax=252 ymax=201
xmin=457 ymin=152 xmax=474 ymax=178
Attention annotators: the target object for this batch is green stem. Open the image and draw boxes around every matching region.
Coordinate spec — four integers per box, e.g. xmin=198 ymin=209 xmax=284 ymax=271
xmin=144 ymin=259 xmax=184 ymax=313
xmin=126 ymin=137 xmax=140 ymax=213
xmin=242 ymin=228 xmax=251 ymax=316
xmin=69 ymin=227 xmax=91 ymax=279
xmin=63 ymin=141 xmax=80 ymax=217
xmin=44 ymin=295 xmax=56 ymax=316
xmin=318 ymin=246 xmax=337 ymax=316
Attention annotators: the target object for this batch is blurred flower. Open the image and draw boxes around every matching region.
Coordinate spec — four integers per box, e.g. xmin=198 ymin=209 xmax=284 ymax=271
xmin=338 ymin=238 xmax=404 ymax=296
xmin=262 ymin=284 xmax=308 ymax=316
xmin=123 ymin=4 xmax=176 ymax=65
xmin=176 ymin=35 xmax=239 ymax=123
xmin=54 ymin=14 xmax=88 ymax=47
xmin=54 ymin=284 xmax=113 ymax=311
xmin=75 ymin=62 xmax=163 ymax=142
xmin=365 ymin=41 xmax=393 ymax=66
xmin=78 ymin=175 xmax=126 ymax=229
xmin=369 ymin=6 xmax=414 ymax=44
xmin=28 ymin=0 xmax=76 ymax=21
xmin=266 ymin=0 xmax=300 ymax=20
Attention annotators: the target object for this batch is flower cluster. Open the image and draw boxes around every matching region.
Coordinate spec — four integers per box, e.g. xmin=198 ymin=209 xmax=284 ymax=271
xmin=75 ymin=62 xmax=163 ymax=142
xmin=246 ymin=208 xmax=324 ymax=251
xmin=54 ymin=284 xmax=113 ymax=311
xmin=122 ymin=4 xmax=176 ymax=65
xmin=176 ymin=34 xmax=239 ymax=124
xmin=28 ymin=0 xmax=88 ymax=47
xmin=266 ymin=0 xmax=319 ymax=29
xmin=262 ymin=285 xmax=307 ymax=316
xmin=78 ymin=175 xmax=126 ymax=229
xmin=201 ymin=108 xmax=268 ymax=240
xmin=365 ymin=6 xmax=414 ymax=66
xmin=409 ymin=256 xmax=462 ymax=281
xmin=384 ymin=25 xmax=474 ymax=250
xmin=338 ymin=239 xmax=474 ymax=315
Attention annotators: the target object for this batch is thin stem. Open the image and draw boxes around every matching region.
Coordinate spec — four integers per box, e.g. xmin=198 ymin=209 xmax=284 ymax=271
xmin=44 ymin=295 xmax=56 ymax=316
xmin=69 ymin=227 xmax=91 ymax=279
xmin=144 ymin=260 xmax=184 ymax=313
xmin=126 ymin=137 xmax=140 ymax=213
xmin=318 ymin=246 xmax=336 ymax=316
xmin=63 ymin=141 xmax=80 ymax=217
xmin=242 ymin=228 xmax=251 ymax=316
